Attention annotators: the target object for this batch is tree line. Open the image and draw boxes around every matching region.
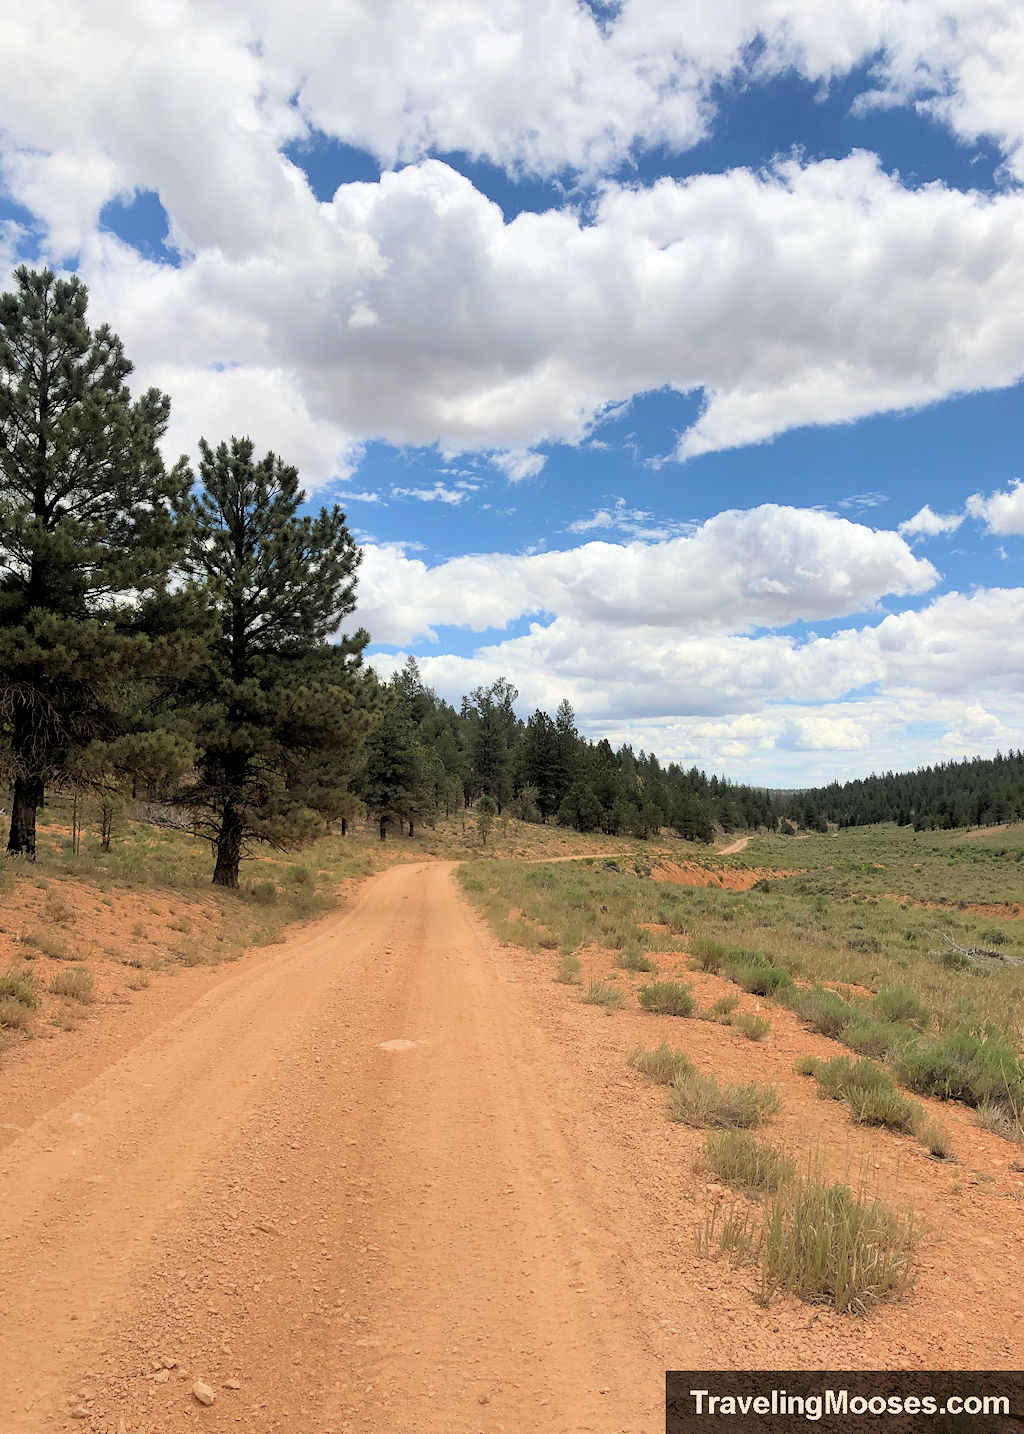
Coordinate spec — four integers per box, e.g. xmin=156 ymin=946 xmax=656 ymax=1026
xmin=780 ymin=750 xmax=1024 ymax=833
xmin=356 ymin=661 xmax=776 ymax=843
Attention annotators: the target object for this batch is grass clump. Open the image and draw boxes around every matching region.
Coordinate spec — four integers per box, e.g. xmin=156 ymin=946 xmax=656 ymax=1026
xmin=580 ymin=980 xmax=624 ymax=1012
xmin=735 ymin=1010 xmax=771 ymax=1041
xmin=616 ymin=946 xmax=658 ymax=973
xmin=916 ymin=1117 xmax=955 ymax=1159
xmin=554 ymin=953 xmax=583 ymax=984
xmin=974 ymin=1099 xmax=1024 ymax=1144
xmin=628 ymin=1041 xmax=695 ymax=1085
xmin=699 ymin=993 xmax=739 ymax=1023
xmin=51 ymin=966 xmax=95 ymax=1004
xmin=690 ymin=937 xmax=728 ymax=972
xmin=667 ymin=1069 xmax=780 ymax=1128
xmin=699 ymin=1129 xmax=794 ymax=1196
xmin=638 ymin=980 xmax=696 ymax=1017
xmin=759 ymin=1173 xmax=918 ymax=1314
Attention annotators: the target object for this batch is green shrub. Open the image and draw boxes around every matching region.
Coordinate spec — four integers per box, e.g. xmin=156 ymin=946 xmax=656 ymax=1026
xmin=787 ymin=984 xmax=859 ymax=1037
xmin=554 ymin=954 xmax=582 ymax=984
xmin=690 ymin=937 xmax=727 ymax=972
xmin=700 ymin=1130 xmax=794 ymax=1195
xmin=727 ymin=959 xmax=793 ymax=997
xmin=19 ymin=929 xmax=72 ymax=961
xmin=580 ymin=980 xmax=624 ymax=1012
xmin=628 ymin=1042 xmax=695 ymax=1085
xmin=667 ymin=1070 xmax=780 ymax=1128
xmin=804 ymin=1055 xmax=922 ymax=1134
xmin=638 ymin=980 xmax=696 ymax=1017
xmin=700 ymin=994 xmax=740 ymax=1023
xmin=872 ymin=985 xmax=930 ymax=1029
xmin=841 ymin=1017 xmax=917 ymax=1062
xmin=895 ymin=1030 xmax=1024 ymax=1110
xmin=616 ymin=946 xmax=658 ymax=973
xmin=249 ymin=880 xmax=278 ymax=905
xmin=735 ymin=1011 xmax=771 ymax=1041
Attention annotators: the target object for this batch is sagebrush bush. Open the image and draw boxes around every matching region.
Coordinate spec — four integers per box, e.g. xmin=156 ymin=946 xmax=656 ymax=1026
xmin=690 ymin=937 xmax=728 ymax=972
xmin=700 ymin=994 xmax=739 ymax=1023
xmin=638 ymin=980 xmax=696 ymax=1017
xmin=581 ymin=980 xmax=624 ymax=1011
xmin=667 ymin=1070 xmax=780 ymax=1128
xmin=554 ymin=953 xmax=582 ymax=984
xmin=51 ymin=966 xmax=94 ymax=1003
xmin=699 ymin=1129 xmax=794 ymax=1195
xmin=872 ymin=985 xmax=930 ymax=1029
xmin=628 ymin=1041 xmax=695 ymax=1085
xmin=616 ymin=945 xmax=658 ymax=973
xmin=787 ymin=984 xmax=859 ymax=1037
xmin=735 ymin=1011 xmax=771 ymax=1041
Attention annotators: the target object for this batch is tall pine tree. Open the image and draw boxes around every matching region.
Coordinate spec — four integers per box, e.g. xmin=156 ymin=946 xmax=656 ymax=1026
xmin=184 ymin=437 xmax=371 ymax=886
xmin=0 ymin=267 xmax=191 ymax=857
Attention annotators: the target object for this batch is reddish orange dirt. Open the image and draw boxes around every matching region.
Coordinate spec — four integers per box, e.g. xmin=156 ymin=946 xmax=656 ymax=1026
xmin=1 ymin=862 xmax=1022 ymax=1434
xmin=882 ymin=893 xmax=1024 ymax=920
xmin=651 ymin=860 xmax=804 ymax=890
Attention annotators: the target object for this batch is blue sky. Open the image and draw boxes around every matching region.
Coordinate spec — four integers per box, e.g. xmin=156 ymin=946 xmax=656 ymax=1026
xmin=4 ymin=2 xmax=1024 ymax=784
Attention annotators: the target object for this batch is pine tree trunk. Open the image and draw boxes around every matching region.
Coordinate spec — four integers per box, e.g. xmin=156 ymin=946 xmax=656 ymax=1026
xmin=379 ymin=815 xmax=388 ymax=841
xmin=408 ymin=817 xmax=414 ymax=837
xmin=212 ymin=802 xmax=244 ymax=887
xmin=340 ymin=817 xmax=347 ymax=836
xmin=7 ymin=774 xmax=43 ymax=858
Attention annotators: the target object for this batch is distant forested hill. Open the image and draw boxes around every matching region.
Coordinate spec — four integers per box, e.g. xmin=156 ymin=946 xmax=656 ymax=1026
xmin=781 ymin=751 xmax=1024 ymax=832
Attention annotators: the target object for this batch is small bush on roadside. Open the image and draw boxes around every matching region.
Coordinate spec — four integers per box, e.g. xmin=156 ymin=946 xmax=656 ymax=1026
xmin=581 ymin=980 xmax=624 ymax=1012
xmin=638 ymin=980 xmax=696 ymax=1017
xmin=759 ymin=1174 xmax=918 ymax=1314
xmin=914 ymin=1117 xmax=955 ymax=1158
xmin=0 ymin=996 xmax=34 ymax=1029
xmin=628 ymin=1042 xmax=695 ymax=1085
xmin=51 ymin=966 xmax=94 ymax=1004
xmin=554 ymin=954 xmax=583 ymax=984
xmin=735 ymin=1011 xmax=771 ymax=1041
xmin=699 ymin=1129 xmax=794 ymax=1195
xmin=667 ymin=1070 xmax=780 ymax=1128
xmin=0 ymin=970 xmax=39 ymax=1010
xmin=974 ymin=1099 xmax=1024 ymax=1143
xmin=249 ymin=880 xmax=278 ymax=905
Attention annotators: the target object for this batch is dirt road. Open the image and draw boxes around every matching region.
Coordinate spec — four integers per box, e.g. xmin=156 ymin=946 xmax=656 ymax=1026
xmin=0 ymin=862 xmax=687 ymax=1434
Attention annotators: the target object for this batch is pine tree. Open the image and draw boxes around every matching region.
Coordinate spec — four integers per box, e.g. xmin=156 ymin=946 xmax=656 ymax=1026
xmin=356 ymin=689 xmax=420 ymax=840
xmin=184 ymin=437 xmax=371 ymax=885
xmin=0 ymin=266 xmax=192 ymax=857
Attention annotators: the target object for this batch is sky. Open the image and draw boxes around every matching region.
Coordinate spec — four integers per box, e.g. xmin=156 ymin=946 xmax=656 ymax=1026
xmin=4 ymin=1 xmax=1024 ymax=787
